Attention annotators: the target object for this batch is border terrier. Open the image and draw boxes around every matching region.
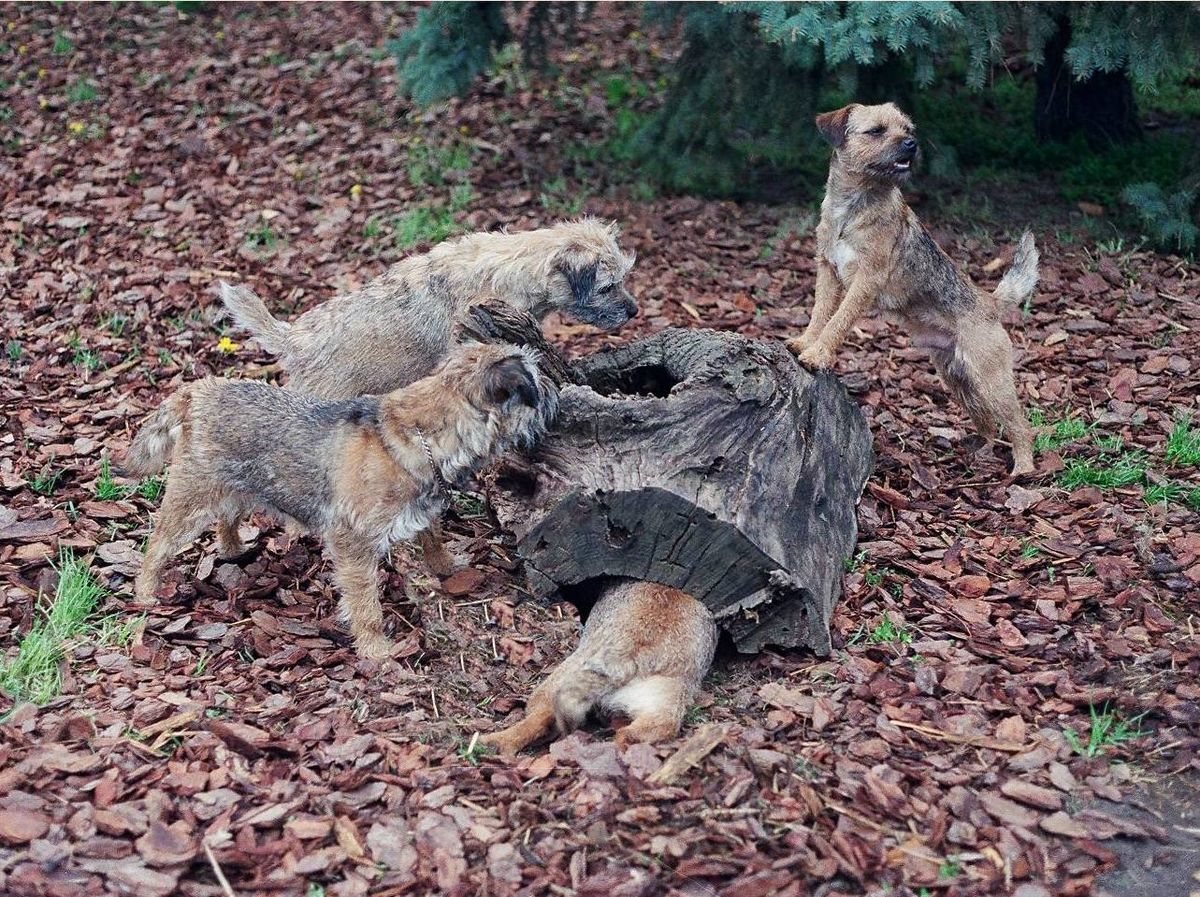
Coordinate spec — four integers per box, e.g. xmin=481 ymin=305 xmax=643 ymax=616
xmin=123 ymin=343 xmax=557 ymax=660
xmin=481 ymin=581 xmax=717 ymax=755
xmin=786 ymin=102 xmax=1039 ymax=475
xmin=218 ymin=218 xmax=637 ymax=400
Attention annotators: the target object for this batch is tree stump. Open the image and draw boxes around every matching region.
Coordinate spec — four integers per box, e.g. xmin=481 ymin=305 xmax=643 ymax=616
xmin=486 ymin=326 xmax=873 ymax=655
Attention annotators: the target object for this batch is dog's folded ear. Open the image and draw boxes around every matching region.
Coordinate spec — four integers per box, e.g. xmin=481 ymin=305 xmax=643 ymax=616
xmin=815 ymin=104 xmax=857 ymax=149
xmin=485 ymin=356 xmax=541 ymax=408
xmin=558 ymin=260 xmax=598 ymax=305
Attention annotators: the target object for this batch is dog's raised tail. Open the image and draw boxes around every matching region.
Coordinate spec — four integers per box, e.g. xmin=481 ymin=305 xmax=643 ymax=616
xmin=218 ymin=282 xmax=292 ymax=355
xmin=121 ymin=390 xmax=191 ymax=477
xmin=993 ymin=231 xmax=1039 ymax=307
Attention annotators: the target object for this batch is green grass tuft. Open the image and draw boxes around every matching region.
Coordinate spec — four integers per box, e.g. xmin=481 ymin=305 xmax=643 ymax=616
xmin=67 ymin=77 xmax=98 ymax=104
xmin=457 ymin=731 xmax=495 ymax=766
xmin=93 ymin=454 xmax=129 ymax=501
xmin=1144 ymin=480 xmax=1200 ymax=511
xmin=1058 ymin=452 xmax=1148 ymax=490
xmin=29 ymin=465 xmax=63 ymax=496
xmin=1165 ymin=416 xmax=1200 ymax=467
xmin=245 ymin=222 xmax=279 ymax=251
xmin=393 ymin=207 xmax=457 ymax=249
xmin=938 ymin=857 xmax=963 ymax=879
xmin=136 ymin=476 xmax=165 ymax=501
xmin=406 ymin=141 xmax=472 ymax=189
xmin=1031 ymin=409 xmax=1092 ymax=454
xmin=866 ymin=617 xmax=912 ymax=646
xmin=1063 ymin=703 xmax=1147 ymax=759
xmin=0 ymin=551 xmax=137 ymax=706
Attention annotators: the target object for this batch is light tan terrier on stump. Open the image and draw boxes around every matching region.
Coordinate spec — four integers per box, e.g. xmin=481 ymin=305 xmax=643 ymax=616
xmin=218 ymin=218 xmax=637 ymax=400
xmin=123 ymin=343 xmax=558 ymax=660
xmin=787 ymin=102 xmax=1038 ymax=475
xmin=482 ymin=581 xmax=718 ymax=755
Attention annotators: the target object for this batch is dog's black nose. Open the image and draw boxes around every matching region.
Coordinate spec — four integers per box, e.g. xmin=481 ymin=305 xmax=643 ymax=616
xmin=902 ymin=137 xmax=918 ymax=153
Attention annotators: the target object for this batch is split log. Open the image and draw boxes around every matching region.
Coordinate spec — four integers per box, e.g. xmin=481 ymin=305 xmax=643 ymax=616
xmin=485 ymin=326 xmax=874 ymax=655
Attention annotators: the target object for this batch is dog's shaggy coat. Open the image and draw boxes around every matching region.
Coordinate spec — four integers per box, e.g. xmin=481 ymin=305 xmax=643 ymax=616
xmin=787 ymin=102 xmax=1038 ymax=475
xmin=482 ymin=581 xmax=717 ymax=754
xmin=219 ymin=218 xmax=637 ymax=400
xmin=125 ymin=343 xmax=558 ymax=660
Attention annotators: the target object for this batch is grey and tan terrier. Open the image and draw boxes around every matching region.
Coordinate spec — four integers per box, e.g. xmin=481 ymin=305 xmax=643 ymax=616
xmin=221 ymin=218 xmax=634 ymax=573
xmin=218 ymin=218 xmax=638 ymax=400
xmin=123 ymin=343 xmax=558 ymax=660
xmin=482 ymin=581 xmax=717 ymax=755
xmin=787 ymin=102 xmax=1039 ymax=475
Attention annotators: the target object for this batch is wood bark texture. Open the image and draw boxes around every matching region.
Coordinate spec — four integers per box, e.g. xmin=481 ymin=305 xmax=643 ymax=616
xmin=485 ymin=326 xmax=874 ymax=655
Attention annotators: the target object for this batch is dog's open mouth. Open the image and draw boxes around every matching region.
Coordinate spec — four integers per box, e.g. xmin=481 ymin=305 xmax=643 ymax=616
xmin=893 ymin=159 xmax=913 ymax=172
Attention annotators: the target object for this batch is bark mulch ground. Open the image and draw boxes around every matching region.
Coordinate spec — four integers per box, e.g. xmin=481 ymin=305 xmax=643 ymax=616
xmin=2 ymin=6 xmax=1198 ymax=897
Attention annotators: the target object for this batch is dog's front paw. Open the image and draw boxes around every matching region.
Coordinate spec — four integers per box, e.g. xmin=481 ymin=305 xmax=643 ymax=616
xmin=356 ymin=633 xmax=397 ymax=661
xmin=1009 ymin=457 xmax=1036 ymax=478
xmin=216 ymin=540 xmax=250 ymax=561
xmin=785 ymin=336 xmax=811 ymax=357
xmin=132 ymin=576 xmax=161 ymax=605
xmin=797 ymin=345 xmax=836 ymax=371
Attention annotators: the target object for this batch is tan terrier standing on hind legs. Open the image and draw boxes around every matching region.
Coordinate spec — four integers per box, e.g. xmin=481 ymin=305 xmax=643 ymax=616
xmin=482 ymin=581 xmax=717 ymax=755
xmin=786 ymin=102 xmax=1039 ymax=476
xmin=122 ymin=343 xmax=558 ymax=660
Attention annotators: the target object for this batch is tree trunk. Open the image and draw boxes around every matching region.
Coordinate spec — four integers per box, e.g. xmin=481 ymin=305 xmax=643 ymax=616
xmin=1035 ymin=17 xmax=1140 ymax=146
xmin=485 ymin=327 xmax=873 ymax=655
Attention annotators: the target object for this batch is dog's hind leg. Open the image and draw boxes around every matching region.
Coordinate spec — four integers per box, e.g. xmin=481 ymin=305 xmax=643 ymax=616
xmin=215 ymin=518 xmax=247 ymax=559
xmin=215 ymin=495 xmax=251 ymax=559
xmin=135 ymin=475 xmax=214 ymax=603
xmin=611 ymin=676 xmax=689 ymax=747
xmin=481 ymin=682 xmax=557 ymax=756
xmin=934 ymin=323 xmax=1033 ymax=476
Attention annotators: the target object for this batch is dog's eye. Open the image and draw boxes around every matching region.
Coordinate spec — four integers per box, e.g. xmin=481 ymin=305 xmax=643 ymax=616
xmin=866 ymin=126 xmax=885 ymax=137
xmin=598 ymin=284 xmax=615 ymax=293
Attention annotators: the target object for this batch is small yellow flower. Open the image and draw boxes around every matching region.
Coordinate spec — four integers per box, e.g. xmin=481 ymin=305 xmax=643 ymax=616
xmin=458 ymin=124 xmax=468 ymax=134
xmin=18 ymin=43 xmax=27 ymax=54
xmin=38 ymin=96 xmax=49 ymax=109
xmin=68 ymin=121 xmax=85 ymax=135
xmin=215 ymin=30 xmax=225 ymax=40
xmin=349 ymin=183 xmax=363 ymax=198
xmin=216 ymin=336 xmax=240 ymax=354
xmin=7 ymin=21 xmax=15 ymax=31
xmin=37 ymin=67 xmax=46 ymax=79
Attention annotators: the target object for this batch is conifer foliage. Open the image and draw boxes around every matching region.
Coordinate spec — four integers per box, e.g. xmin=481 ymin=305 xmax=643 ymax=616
xmin=390 ymin=2 xmax=509 ymax=107
xmin=390 ymin=2 xmax=1199 ymax=244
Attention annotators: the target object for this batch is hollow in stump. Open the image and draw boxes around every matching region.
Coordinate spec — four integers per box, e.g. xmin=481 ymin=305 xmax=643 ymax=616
xmin=486 ymin=326 xmax=873 ymax=655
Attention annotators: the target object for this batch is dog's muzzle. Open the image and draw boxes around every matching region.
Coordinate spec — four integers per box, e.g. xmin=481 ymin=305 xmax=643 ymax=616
xmin=892 ymin=138 xmax=919 ymax=173
xmin=619 ymin=288 xmax=638 ymax=321
xmin=581 ymin=286 xmax=639 ymax=331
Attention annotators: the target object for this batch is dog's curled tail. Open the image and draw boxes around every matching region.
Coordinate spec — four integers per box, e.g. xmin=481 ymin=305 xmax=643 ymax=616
xmin=993 ymin=231 xmax=1039 ymax=307
xmin=121 ymin=390 xmax=191 ymax=477
xmin=218 ymin=282 xmax=292 ymax=355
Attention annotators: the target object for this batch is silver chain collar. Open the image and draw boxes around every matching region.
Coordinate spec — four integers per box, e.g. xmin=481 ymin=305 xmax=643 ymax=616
xmin=413 ymin=427 xmax=450 ymax=495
